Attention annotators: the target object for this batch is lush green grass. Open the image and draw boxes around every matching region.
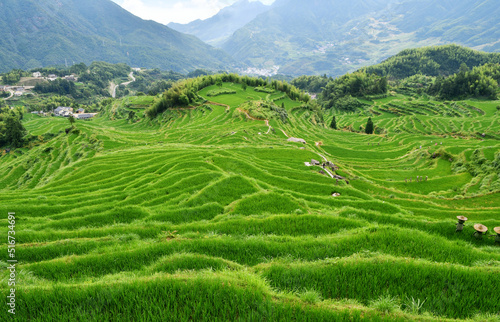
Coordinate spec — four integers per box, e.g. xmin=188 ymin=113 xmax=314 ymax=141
xmin=0 ymin=85 xmax=499 ymax=320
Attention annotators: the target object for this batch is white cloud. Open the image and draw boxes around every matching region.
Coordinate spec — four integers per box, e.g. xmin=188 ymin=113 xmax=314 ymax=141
xmin=112 ymin=0 xmax=274 ymax=24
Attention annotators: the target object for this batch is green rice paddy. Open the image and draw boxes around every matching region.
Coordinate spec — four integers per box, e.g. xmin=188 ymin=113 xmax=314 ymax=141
xmin=1 ymin=84 xmax=499 ymax=320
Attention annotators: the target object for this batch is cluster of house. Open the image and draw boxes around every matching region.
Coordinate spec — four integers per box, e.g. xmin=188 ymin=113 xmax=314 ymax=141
xmin=32 ymin=72 xmax=78 ymax=82
xmin=53 ymin=106 xmax=97 ymax=119
xmin=30 ymin=111 xmax=50 ymax=116
xmin=0 ymin=85 xmax=30 ymax=97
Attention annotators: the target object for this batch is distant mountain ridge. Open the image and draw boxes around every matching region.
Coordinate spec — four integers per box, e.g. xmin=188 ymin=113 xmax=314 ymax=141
xmin=220 ymin=0 xmax=500 ymax=76
xmin=0 ymin=0 xmax=234 ymax=73
xmin=168 ymin=0 xmax=271 ymax=46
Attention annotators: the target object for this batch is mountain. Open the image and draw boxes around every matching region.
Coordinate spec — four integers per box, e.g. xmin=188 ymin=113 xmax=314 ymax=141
xmin=0 ymin=0 xmax=234 ymax=73
xmin=221 ymin=0 xmax=500 ymax=76
xmin=168 ymin=0 xmax=270 ymax=46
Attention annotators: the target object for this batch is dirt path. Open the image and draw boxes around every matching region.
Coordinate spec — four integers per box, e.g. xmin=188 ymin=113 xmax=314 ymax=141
xmin=320 ymin=166 xmax=335 ymax=179
xmin=110 ymin=82 xmax=117 ymax=98
xmin=207 ymin=101 xmax=230 ymax=112
xmin=280 ymin=129 xmax=290 ymax=138
xmin=265 ymin=120 xmax=272 ymax=134
xmin=237 ymin=108 xmax=259 ymax=121
xmin=309 ymin=151 xmax=335 ymax=179
xmin=121 ymin=72 xmax=136 ymax=86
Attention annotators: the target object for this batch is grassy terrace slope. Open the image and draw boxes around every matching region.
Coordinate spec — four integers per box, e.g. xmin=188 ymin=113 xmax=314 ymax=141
xmin=1 ymin=83 xmax=499 ymax=320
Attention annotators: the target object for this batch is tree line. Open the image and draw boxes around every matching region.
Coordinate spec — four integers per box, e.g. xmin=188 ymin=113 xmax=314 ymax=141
xmin=146 ymin=74 xmax=311 ymax=119
xmin=428 ymin=63 xmax=499 ymax=100
xmin=363 ymin=44 xmax=500 ymax=80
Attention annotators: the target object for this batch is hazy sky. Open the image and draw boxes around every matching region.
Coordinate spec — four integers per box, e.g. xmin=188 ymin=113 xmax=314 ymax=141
xmin=111 ymin=0 xmax=275 ymax=25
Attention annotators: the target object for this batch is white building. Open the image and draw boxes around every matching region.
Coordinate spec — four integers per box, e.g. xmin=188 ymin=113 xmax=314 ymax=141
xmin=64 ymin=75 xmax=78 ymax=81
xmin=287 ymin=137 xmax=307 ymax=144
xmin=75 ymin=113 xmax=97 ymax=120
xmin=54 ymin=106 xmax=73 ymax=116
xmin=33 ymin=72 xmax=42 ymax=78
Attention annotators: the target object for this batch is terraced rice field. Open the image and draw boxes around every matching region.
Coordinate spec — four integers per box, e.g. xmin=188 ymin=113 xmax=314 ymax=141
xmin=1 ymin=83 xmax=499 ymax=320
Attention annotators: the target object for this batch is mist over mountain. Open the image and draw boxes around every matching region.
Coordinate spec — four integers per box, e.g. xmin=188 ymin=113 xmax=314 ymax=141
xmin=2 ymin=0 xmax=500 ymax=77
xmin=168 ymin=0 xmax=271 ymax=46
xmin=0 ymin=0 xmax=234 ymax=72
xmin=221 ymin=0 xmax=500 ymax=76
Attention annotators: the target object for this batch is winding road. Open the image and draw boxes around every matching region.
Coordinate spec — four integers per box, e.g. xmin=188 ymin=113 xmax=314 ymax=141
xmin=111 ymin=72 xmax=135 ymax=98
xmin=3 ymin=90 xmax=14 ymax=100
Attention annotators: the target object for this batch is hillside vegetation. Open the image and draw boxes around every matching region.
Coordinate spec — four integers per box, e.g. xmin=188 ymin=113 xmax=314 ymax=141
xmin=363 ymin=45 xmax=500 ymax=79
xmin=0 ymin=0 xmax=233 ymax=72
xmin=0 ymin=66 xmax=499 ymax=320
xmin=317 ymin=46 xmax=500 ymax=110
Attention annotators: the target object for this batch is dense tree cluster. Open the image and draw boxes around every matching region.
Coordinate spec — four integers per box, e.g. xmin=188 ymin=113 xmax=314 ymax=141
xmin=79 ymin=62 xmax=131 ymax=89
xmin=291 ymin=75 xmax=331 ymax=93
xmin=0 ymin=104 xmax=26 ymax=148
xmin=363 ymin=45 xmax=500 ymax=79
xmin=129 ymin=69 xmax=184 ymax=95
xmin=34 ymin=79 xmax=77 ymax=96
xmin=320 ymin=71 xmax=387 ymax=110
xmin=1 ymin=69 xmax=28 ymax=85
xmin=269 ymin=80 xmax=311 ymax=102
xmin=428 ymin=63 xmax=499 ymax=100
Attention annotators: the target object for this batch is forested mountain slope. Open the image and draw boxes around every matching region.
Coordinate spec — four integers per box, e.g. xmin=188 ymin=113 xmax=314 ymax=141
xmin=0 ymin=0 xmax=234 ymax=72
xmin=363 ymin=45 xmax=500 ymax=79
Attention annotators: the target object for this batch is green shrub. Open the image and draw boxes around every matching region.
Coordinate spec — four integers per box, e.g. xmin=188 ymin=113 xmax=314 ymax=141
xmin=300 ymin=289 xmax=323 ymax=304
xmin=370 ymin=295 xmax=400 ymax=314
xmin=402 ymin=297 xmax=426 ymax=315
xmin=254 ymin=86 xmax=275 ymax=94
xmin=206 ymin=88 xmax=237 ymax=97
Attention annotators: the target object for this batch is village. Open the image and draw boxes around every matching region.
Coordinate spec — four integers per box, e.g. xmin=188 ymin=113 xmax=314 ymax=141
xmin=0 ymin=72 xmax=79 ymax=99
xmin=2 ymin=71 xmax=98 ymax=120
xmin=31 ymin=106 xmax=97 ymax=120
xmin=0 ymin=84 xmax=34 ymax=98
xmin=31 ymin=71 xmax=79 ymax=82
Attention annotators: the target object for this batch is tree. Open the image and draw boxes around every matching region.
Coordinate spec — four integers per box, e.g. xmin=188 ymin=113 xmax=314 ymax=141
xmin=216 ymin=78 xmax=223 ymax=88
xmin=330 ymin=116 xmax=337 ymax=129
xmin=128 ymin=110 xmax=136 ymax=122
xmin=365 ymin=117 xmax=374 ymax=134
xmin=459 ymin=62 xmax=470 ymax=74
xmin=1 ymin=71 xmax=22 ymax=85
xmin=68 ymin=115 xmax=76 ymax=127
xmin=5 ymin=116 xmax=26 ymax=148
xmin=241 ymin=82 xmax=247 ymax=91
